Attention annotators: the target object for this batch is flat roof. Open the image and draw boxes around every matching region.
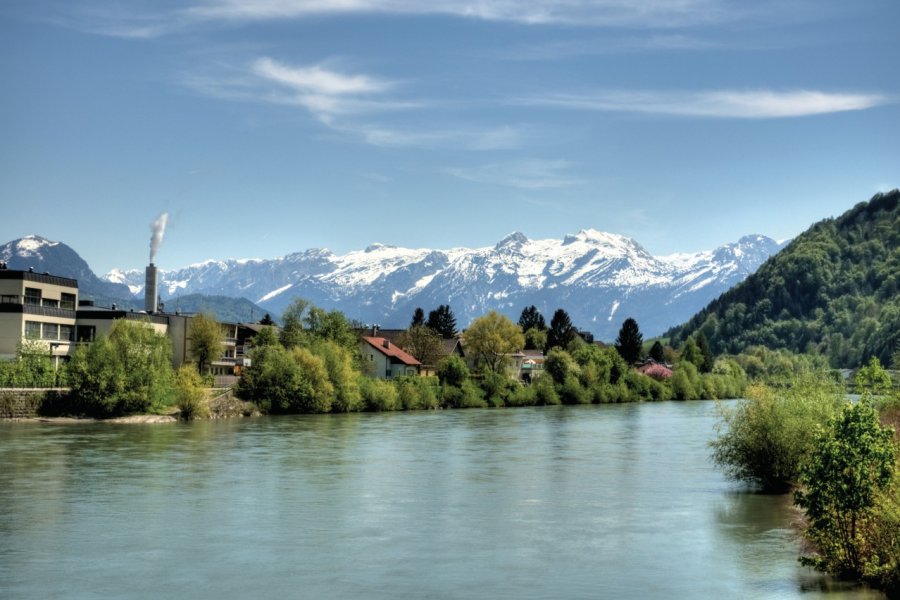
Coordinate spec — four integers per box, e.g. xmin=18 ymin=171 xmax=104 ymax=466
xmin=0 ymin=269 xmax=78 ymax=288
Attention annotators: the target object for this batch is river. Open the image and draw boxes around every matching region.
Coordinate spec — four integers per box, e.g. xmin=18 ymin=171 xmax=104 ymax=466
xmin=0 ymin=402 xmax=885 ymax=599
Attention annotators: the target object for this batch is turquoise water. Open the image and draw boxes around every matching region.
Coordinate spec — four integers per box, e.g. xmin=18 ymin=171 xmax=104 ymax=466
xmin=0 ymin=402 xmax=884 ymax=599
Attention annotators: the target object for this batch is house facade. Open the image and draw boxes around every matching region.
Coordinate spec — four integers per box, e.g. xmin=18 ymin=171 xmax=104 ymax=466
xmin=360 ymin=336 xmax=421 ymax=379
xmin=0 ymin=266 xmax=78 ymax=367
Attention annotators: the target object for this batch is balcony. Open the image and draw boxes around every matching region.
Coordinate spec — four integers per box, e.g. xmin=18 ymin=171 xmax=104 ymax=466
xmin=0 ymin=295 xmax=76 ymax=319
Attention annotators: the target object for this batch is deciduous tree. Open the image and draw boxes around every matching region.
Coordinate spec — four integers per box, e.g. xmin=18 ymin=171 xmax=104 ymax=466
xmin=190 ymin=312 xmax=224 ymax=374
xmin=396 ymin=325 xmax=444 ymax=366
xmin=463 ymin=311 xmax=525 ymax=374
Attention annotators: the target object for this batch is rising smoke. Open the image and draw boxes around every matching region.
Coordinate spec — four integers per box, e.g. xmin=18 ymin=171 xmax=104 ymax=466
xmin=149 ymin=212 xmax=168 ymax=264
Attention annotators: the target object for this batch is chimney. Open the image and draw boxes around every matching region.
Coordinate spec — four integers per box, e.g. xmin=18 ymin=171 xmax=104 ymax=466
xmin=145 ymin=263 xmax=158 ymax=314
xmin=383 ymin=339 xmax=390 ymax=349
xmin=372 ymin=324 xmax=379 ymax=337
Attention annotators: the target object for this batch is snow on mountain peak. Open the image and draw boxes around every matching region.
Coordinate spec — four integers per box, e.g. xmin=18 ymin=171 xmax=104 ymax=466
xmin=16 ymin=235 xmax=58 ymax=254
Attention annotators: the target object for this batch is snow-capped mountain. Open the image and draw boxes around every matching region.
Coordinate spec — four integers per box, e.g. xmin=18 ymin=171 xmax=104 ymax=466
xmin=102 ymin=230 xmax=786 ymax=339
xmin=0 ymin=235 xmax=134 ymax=300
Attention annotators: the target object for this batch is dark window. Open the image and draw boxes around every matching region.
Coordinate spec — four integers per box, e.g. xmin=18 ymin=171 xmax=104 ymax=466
xmin=25 ymin=321 xmax=41 ymax=339
xmin=61 ymin=293 xmax=76 ymax=310
xmin=24 ymin=288 xmax=41 ymax=306
xmin=59 ymin=324 xmax=74 ymax=341
xmin=76 ymin=325 xmax=96 ymax=343
xmin=42 ymin=298 xmax=59 ymax=308
xmin=42 ymin=323 xmax=59 ymax=340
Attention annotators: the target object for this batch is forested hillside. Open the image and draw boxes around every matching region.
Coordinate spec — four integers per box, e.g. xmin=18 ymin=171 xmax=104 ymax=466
xmin=667 ymin=190 xmax=899 ymax=367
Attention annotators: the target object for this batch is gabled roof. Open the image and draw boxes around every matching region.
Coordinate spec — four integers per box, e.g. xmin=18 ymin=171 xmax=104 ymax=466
xmin=441 ymin=338 xmax=464 ymax=357
xmin=361 ymin=336 xmax=421 ymax=366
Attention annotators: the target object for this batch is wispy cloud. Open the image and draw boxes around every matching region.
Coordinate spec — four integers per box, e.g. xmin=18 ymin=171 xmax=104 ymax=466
xmin=48 ymin=0 xmax=787 ymax=38
xmin=343 ymin=123 xmax=525 ymax=150
xmin=445 ymin=159 xmax=582 ymax=189
xmin=184 ymin=57 xmax=524 ymax=150
xmin=183 ymin=0 xmax=757 ymax=27
xmin=518 ymin=89 xmax=891 ymax=118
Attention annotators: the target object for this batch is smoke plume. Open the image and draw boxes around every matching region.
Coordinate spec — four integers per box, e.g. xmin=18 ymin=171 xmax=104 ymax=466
xmin=149 ymin=212 xmax=168 ymax=263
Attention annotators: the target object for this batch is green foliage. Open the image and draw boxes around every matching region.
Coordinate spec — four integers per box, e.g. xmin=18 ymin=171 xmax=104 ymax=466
xmin=237 ymin=344 xmax=303 ymax=412
xmin=395 ymin=325 xmax=444 ymax=367
xmin=190 ymin=312 xmax=224 ymax=374
xmin=667 ymin=190 xmax=900 ymax=367
xmin=480 ymin=372 xmax=519 ymax=407
xmin=67 ymin=319 xmax=174 ymax=417
xmin=440 ymin=379 xmax=486 ymax=409
xmin=518 ymin=305 xmax=546 ymax=338
xmin=0 ymin=340 xmax=56 ymax=388
xmin=290 ymin=347 xmax=334 ymax=413
xmin=545 ymin=308 xmax=575 ymax=352
xmin=314 ymin=340 xmax=362 ymax=412
xmin=670 ymin=361 xmax=702 ymax=401
xmin=695 ymin=332 xmax=714 ymax=373
xmin=279 ymin=298 xmax=310 ymax=349
xmin=615 ymin=318 xmax=644 ymax=365
xmin=710 ymin=377 xmax=844 ymax=491
xmin=251 ymin=325 xmax=279 ymax=348
xmin=396 ymin=376 xmax=439 ymax=410
xmin=359 ymin=377 xmax=399 ymax=411
xmin=463 ymin=311 xmax=525 ymax=374
xmin=426 ymin=304 xmax=458 ymax=338
xmin=304 ymin=306 xmax=358 ymax=350
xmin=796 ymin=401 xmax=896 ymax=578
xmin=175 ymin=365 xmax=209 ymax=420
xmin=436 ymin=355 xmax=469 ymax=387
xmin=524 ymin=328 xmax=548 ymax=353
xmin=648 ymin=340 xmax=665 ymax=363
xmin=544 ymin=347 xmax=575 ymax=384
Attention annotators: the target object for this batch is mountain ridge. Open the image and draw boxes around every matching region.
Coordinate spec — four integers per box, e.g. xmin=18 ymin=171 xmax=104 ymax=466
xmin=96 ymin=229 xmax=786 ymax=339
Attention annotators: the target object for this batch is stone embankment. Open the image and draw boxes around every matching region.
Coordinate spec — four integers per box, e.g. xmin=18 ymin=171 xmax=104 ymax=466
xmin=0 ymin=388 xmax=69 ymax=419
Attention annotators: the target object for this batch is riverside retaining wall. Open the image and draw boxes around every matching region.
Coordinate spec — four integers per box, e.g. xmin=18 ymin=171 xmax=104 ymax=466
xmin=0 ymin=388 xmax=70 ymax=419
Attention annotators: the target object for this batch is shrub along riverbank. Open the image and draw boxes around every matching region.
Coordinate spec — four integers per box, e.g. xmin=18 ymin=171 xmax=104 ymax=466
xmin=711 ymin=358 xmax=900 ymax=596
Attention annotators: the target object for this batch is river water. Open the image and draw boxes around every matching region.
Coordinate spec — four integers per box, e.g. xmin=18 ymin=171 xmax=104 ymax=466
xmin=0 ymin=402 xmax=885 ymax=599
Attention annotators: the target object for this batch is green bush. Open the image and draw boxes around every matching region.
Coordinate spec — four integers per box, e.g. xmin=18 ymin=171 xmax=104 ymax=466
xmin=710 ymin=376 xmax=844 ymax=491
xmin=480 ymin=372 xmax=517 ymax=407
xmin=67 ymin=320 xmax=174 ymax=417
xmin=796 ymin=401 xmax=896 ymax=580
xmin=360 ymin=377 xmax=399 ymax=411
xmin=175 ymin=365 xmax=209 ymax=420
xmin=436 ymin=355 xmax=469 ymax=387
xmin=532 ymin=375 xmax=560 ymax=405
xmin=440 ymin=380 xmax=486 ymax=409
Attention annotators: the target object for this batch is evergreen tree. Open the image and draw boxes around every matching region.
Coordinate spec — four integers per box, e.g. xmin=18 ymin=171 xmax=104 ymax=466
xmin=695 ymin=331 xmax=714 ymax=373
xmin=259 ymin=313 xmax=275 ymax=326
xmin=615 ymin=318 xmax=643 ymax=365
xmin=649 ymin=340 xmax=665 ymax=363
xmin=545 ymin=308 xmax=576 ymax=352
xmin=427 ymin=305 xmax=458 ymax=339
xmin=518 ymin=305 xmax=546 ymax=332
xmin=410 ymin=307 xmax=425 ymax=328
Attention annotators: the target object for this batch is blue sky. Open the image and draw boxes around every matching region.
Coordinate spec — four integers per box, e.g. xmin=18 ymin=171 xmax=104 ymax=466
xmin=1 ymin=0 xmax=897 ymax=274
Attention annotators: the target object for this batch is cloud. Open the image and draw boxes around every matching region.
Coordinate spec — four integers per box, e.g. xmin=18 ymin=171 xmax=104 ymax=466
xmin=445 ymin=159 xmax=582 ymax=189
xmin=348 ymin=123 xmax=525 ymax=150
xmin=182 ymin=0 xmax=754 ymax=27
xmin=51 ymin=0 xmax=787 ymax=38
xmin=517 ymin=89 xmax=891 ymax=118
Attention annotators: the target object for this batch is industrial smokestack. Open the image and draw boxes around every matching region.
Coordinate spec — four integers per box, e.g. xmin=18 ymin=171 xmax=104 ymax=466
xmin=145 ymin=264 xmax=158 ymax=314
xmin=149 ymin=212 xmax=168 ymax=264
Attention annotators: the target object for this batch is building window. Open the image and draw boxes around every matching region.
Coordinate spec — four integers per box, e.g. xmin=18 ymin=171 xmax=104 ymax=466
xmin=42 ymin=323 xmax=59 ymax=340
xmin=76 ymin=326 xmax=95 ymax=342
xmin=59 ymin=325 xmax=74 ymax=342
xmin=25 ymin=321 xmax=41 ymax=339
xmin=61 ymin=293 xmax=76 ymax=310
xmin=24 ymin=288 xmax=41 ymax=306
xmin=42 ymin=298 xmax=59 ymax=308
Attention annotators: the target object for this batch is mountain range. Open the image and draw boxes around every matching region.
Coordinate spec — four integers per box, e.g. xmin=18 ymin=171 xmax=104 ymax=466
xmin=2 ymin=230 xmax=785 ymax=340
xmin=91 ymin=229 xmax=785 ymax=339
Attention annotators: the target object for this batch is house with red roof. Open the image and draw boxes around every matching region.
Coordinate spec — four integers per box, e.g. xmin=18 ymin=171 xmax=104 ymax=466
xmin=360 ymin=336 xmax=422 ymax=379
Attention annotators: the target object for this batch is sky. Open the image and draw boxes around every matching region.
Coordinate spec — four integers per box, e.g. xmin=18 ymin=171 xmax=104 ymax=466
xmin=1 ymin=0 xmax=898 ymax=275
